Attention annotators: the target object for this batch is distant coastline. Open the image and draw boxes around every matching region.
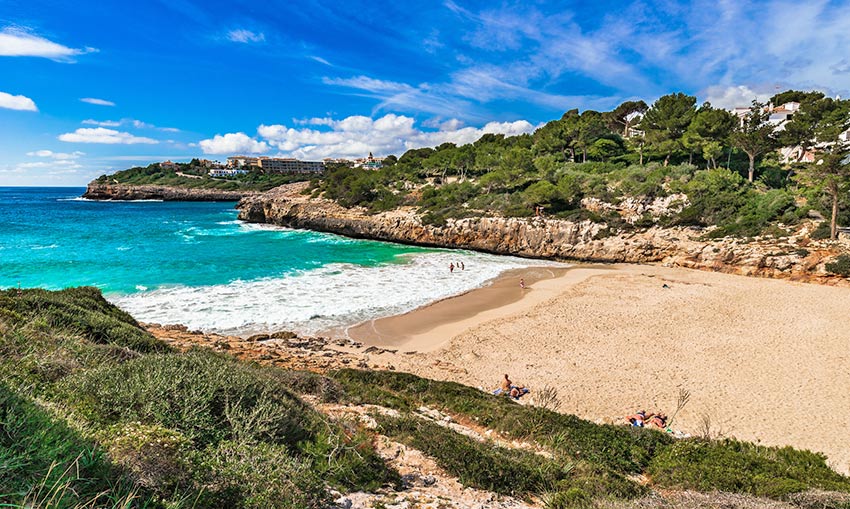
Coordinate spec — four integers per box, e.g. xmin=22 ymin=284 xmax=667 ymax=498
xmin=82 ymin=182 xmax=256 ymax=201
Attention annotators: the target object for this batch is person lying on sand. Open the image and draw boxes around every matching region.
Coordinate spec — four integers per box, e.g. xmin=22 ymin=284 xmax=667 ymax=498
xmin=647 ymin=412 xmax=668 ymax=429
xmin=626 ymin=410 xmax=647 ymax=427
xmin=509 ymin=385 xmax=529 ymax=399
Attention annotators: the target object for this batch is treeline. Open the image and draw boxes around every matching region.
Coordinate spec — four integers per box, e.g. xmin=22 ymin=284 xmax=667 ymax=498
xmin=310 ymin=89 xmax=850 ymax=239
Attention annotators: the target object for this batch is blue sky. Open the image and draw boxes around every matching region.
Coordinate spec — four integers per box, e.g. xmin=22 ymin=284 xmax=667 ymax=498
xmin=2 ymin=0 xmax=850 ymax=185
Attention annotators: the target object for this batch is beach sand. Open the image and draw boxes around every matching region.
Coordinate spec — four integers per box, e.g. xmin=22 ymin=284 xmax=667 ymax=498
xmin=348 ymin=264 xmax=850 ymax=474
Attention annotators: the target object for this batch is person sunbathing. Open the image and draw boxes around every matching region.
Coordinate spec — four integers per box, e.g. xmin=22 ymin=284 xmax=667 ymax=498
xmin=509 ymin=385 xmax=529 ymax=399
xmin=647 ymin=412 xmax=668 ymax=429
xmin=626 ymin=410 xmax=647 ymax=427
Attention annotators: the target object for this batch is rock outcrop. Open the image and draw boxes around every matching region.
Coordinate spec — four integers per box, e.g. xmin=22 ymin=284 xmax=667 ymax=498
xmin=83 ymin=182 xmax=258 ymax=201
xmin=237 ymin=182 xmax=849 ymax=285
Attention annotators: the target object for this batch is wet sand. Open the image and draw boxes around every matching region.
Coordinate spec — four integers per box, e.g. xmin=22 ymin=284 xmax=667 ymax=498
xmin=345 ymin=265 xmax=611 ymax=351
xmin=348 ymin=263 xmax=850 ymax=474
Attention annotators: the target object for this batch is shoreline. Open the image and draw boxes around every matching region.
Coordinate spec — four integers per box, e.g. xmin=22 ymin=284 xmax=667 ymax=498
xmin=341 ymin=264 xmax=610 ymax=352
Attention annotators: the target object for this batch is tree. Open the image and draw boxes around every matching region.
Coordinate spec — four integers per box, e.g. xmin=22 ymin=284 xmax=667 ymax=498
xmin=575 ymin=111 xmax=610 ymax=162
xmin=639 ymin=93 xmax=697 ymax=166
xmin=683 ymin=104 xmax=736 ymax=168
xmin=604 ymin=100 xmax=648 ymax=137
xmin=730 ymin=101 xmax=777 ymax=182
xmin=796 ymin=146 xmax=850 ymax=239
xmin=778 ymin=96 xmax=850 ymax=162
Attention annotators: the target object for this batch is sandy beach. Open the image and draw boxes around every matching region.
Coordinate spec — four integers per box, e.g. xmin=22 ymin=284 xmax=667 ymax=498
xmin=348 ymin=264 xmax=850 ymax=474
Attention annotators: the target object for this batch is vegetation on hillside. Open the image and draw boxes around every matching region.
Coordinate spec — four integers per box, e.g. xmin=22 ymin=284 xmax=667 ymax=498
xmin=308 ymin=89 xmax=850 ymax=239
xmin=3 ymin=288 xmax=849 ymax=508
xmin=0 ymin=287 xmax=396 ymax=508
xmin=94 ymin=159 xmax=312 ymax=192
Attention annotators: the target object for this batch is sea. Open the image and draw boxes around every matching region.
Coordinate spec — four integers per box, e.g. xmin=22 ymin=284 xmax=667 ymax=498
xmin=0 ymin=187 xmax=551 ymax=336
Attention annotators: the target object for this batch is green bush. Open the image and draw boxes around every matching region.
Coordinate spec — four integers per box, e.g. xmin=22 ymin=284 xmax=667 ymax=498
xmin=648 ymin=438 xmax=850 ymax=498
xmin=0 ymin=287 xmax=166 ymax=354
xmin=190 ymin=440 xmax=328 ymax=509
xmin=377 ymin=414 xmax=571 ymax=498
xmin=60 ymin=349 xmax=318 ymax=449
xmin=826 ymin=255 xmax=850 ymax=277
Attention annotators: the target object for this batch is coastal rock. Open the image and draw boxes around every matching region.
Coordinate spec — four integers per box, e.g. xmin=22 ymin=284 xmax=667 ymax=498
xmin=237 ymin=182 xmax=850 ymax=285
xmin=82 ymin=183 xmax=258 ymax=201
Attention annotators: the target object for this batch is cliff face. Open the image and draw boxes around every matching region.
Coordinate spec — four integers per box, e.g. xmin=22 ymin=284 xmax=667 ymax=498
xmin=238 ymin=182 xmax=849 ymax=284
xmin=83 ymin=183 xmax=258 ymax=201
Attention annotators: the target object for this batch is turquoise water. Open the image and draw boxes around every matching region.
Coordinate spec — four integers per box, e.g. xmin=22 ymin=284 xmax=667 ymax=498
xmin=0 ymin=187 xmax=424 ymax=294
xmin=0 ymin=187 xmax=546 ymax=335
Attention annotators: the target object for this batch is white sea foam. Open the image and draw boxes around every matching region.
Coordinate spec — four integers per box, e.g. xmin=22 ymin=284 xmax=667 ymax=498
xmin=112 ymin=251 xmax=563 ymax=336
xmin=31 ymin=243 xmax=58 ymax=250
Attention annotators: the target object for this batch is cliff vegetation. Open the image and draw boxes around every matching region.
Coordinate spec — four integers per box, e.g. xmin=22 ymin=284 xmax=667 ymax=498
xmin=307 ymin=89 xmax=850 ymax=241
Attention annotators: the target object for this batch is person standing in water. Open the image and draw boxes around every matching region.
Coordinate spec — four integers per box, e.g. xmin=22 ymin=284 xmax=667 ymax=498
xmin=519 ymin=278 xmax=526 ymax=289
xmin=450 ymin=263 xmax=455 ymax=273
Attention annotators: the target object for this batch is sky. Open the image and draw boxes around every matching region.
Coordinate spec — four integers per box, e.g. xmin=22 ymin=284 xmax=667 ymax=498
xmin=2 ymin=0 xmax=850 ymax=186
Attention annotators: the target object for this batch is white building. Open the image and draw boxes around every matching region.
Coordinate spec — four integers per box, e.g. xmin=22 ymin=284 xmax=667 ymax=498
xmin=209 ymin=168 xmax=249 ymax=178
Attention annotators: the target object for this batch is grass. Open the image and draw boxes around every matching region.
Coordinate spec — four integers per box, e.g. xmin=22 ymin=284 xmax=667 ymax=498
xmin=331 ymin=369 xmax=850 ymax=503
xmin=648 ymin=439 xmax=850 ymax=498
xmin=376 ymin=414 xmax=646 ymax=503
xmin=0 ymin=288 xmax=397 ymax=508
xmin=330 ymin=369 xmax=671 ymax=473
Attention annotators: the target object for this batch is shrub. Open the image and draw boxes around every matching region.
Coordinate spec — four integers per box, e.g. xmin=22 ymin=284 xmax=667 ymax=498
xmin=60 ymin=349 xmax=320 ymax=449
xmin=647 ymin=438 xmax=850 ymax=498
xmin=332 ymin=369 xmax=671 ymax=474
xmin=826 ymin=255 xmax=850 ymax=277
xmin=0 ymin=287 xmax=166 ymax=354
xmin=190 ymin=440 xmax=328 ymax=509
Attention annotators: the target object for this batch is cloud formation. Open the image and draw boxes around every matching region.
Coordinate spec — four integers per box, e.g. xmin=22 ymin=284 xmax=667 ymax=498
xmin=58 ymin=127 xmax=158 ymax=144
xmin=80 ymin=97 xmax=116 ymax=106
xmin=82 ymin=118 xmax=179 ymax=131
xmin=255 ymin=113 xmax=536 ymax=160
xmin=199 ymin=133 xmax=268 ymax=154
xmin=0 ymin=91 xmax=37 ymax=111
xmin=0 ymin=26 xmax=94 ymax=62
xmin=26 ymin=150 xmax=84 ymax=159
xmin=702 ymin=85 xmax=773 ymax=110
xmin=227 ymin=29 xmax=265 ymax=44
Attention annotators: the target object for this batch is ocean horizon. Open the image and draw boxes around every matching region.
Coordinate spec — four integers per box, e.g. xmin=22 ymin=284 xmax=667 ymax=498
xmin=0 ymin=187 xmax=553 ymax=336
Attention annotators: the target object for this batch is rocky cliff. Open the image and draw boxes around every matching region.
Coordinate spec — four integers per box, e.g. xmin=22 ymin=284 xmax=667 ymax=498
xmin=83 ymin=182 xmax=258 ymax=201
xmin=237 ymin=182 xmax=849 ymax=284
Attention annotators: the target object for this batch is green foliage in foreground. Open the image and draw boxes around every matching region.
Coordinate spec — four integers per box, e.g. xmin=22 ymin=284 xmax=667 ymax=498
xmin=377 ymin=414 xmax=645 ymax=501
xmin=331 ymin=369 xmax=850 ymax=502
xmin=331 ymin=369 xmax=671 ymax=473
xmin=3 ymin=288 xmax=850 ymax=507
xmin=0 ymin=385 xmax=140 ymax=508
xmin=648 ymin=439 xmax=850 ymax=498
xmin=0 ymin=289 xmax=397 ymax=508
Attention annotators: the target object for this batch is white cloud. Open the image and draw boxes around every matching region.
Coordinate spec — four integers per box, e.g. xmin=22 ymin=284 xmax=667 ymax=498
xmin=256 ymin=113 xmax=536 ymax=160
xmin=199 ymin=133 xmax=268 ymax=154
xmin=0 ymin=26 xmax=94 ymax=62
xmin=58 ymin=128 xmax=158 ymax=144
xmin=82 ymin=118 xmax=180 ymax=132
xmin=0 ymin=91 xmax=37 ymax=111
xmin=17 ymin=159 xmax=82 ymax=170
xmin=227 ymin=29 xmax=265 ymax=43
xmin=702 ymin=85 xmax=773 ymax=110
xmin=309 ymin=55 xmax=331 ymax=66
xmin=80 ymin=97 xmax=115 ymax=106
xmin=26 ymin=150 xmax=84 ymax=159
